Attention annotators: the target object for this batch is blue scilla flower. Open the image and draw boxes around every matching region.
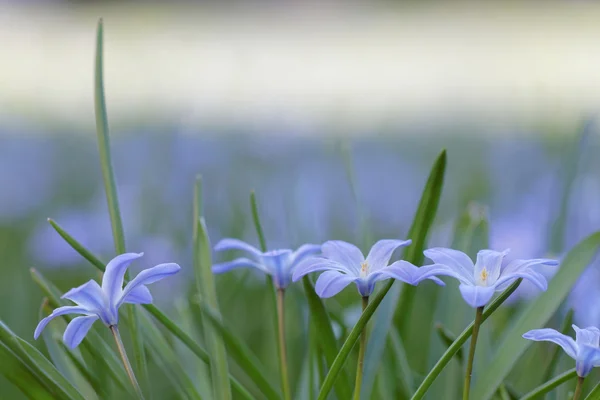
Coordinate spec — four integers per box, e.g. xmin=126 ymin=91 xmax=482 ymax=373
xmin=416 ymin=248 xmax=558 ymax=308
xmin=213 ymin=239 xmax=321 ymax=289
xmin=523 ymin=325 xmax=600 ymax=377
xmin=291 ymin=239 xmax=444 ymax=298
xmin=34 ymin=253 xmax=180 ymax=348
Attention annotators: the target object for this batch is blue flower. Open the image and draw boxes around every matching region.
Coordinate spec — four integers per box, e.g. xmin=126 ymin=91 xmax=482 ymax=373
xmin=213 ymin=239 xmax=321 ymax=289
xmin=34 ymin=253 xmax=180 ymax=348
xmin=291 ymin=239 xmax=444 ymax=298
xmin=523 ymin=325 xmax=600 ymax=377
xmin=416 ymin=248 xmax=558 ymax=308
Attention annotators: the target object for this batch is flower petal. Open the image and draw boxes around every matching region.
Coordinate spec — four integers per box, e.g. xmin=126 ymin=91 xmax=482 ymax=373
xmin=380 ymin=260 xmax=446 ymax=286
xmin=117 ymin=263 xmax=181 ymax=308
xmin=34 ymin=306 xmax=91 ymax=340
xmin=121 ymin=285 xmax=153 ymax=305
xmin=62 ymin=280 xmax=105 ymax=313
xmin=291 ymin=244 xmax=321 ymax=264
xmin=292 ymin=258 xmax=356 ymax=282
xmin=573 ymin=325 xmax=600 ymax=347
xmin=366 ymin=239 xmax=412 ymax=270
xmin=214 ymin=238 xmax=262 ymax=257
xmin=459 ymin=284 xmax=496 ymax=308
xmin=321 ymin=241 xmax=364 ymax=274
xmin=261 ymin=250 xmax=294 ymax=289
xmin=576 ymin=344 xmax=600 ymax=377
xmin=101 ymin=253 xmax=144 ymax=308
xmin=423 ymin=248 xmax=475 ymax=283
xmin=495 ymin=269 xmax=548 ymax=293
xmin=522 ymin=328 xmax=577 ymax=360
xmin=63 ymin=315 xmax=99 ymax=349
xmin=501 ymin=258 xmax=559 ymax=276
xmin=474 ymin=249 xmax=509 ymax=285
xmin=314 ymin=270 xmax=358 ymax=298
xmin=212 ymin=257 xmax=267 ymax=274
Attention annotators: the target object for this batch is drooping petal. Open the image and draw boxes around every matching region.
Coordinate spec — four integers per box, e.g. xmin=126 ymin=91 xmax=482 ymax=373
xmin=101 ymin=253 xmax=144 ymax=309
xmin=494 ymin=269 xmax=548 ymax=293
xmin=261 ymin=250 xmax=293 ymax=289
xmin=214 ymin=238 xmax=262 ymax=257
xmin=63 ymin=315 xmax=99 ymax=349
xmin=459 ymin=284 xmax=496 ymax=308
xmin=314 ymin=270 xmax=358 ymax=298
xmin=423 ymin=248 xmax=475 ymax=283
xmin=292 ymin=258 xmax=357 ymax=282
xmin=522 ymin=328 xmax=577 ymax=359
xmin=573 ymin=325 xmax=600 ymax=347
xmin=474 ymin=249 xmax=509 ymax=286
xmin=290 ymin=244 xmax=321 ymax=265
xmin=501 ymin=258 xmax=559 ymax=276
xmin=380 ymin=261 xmax=446 ymax=286
xmin=321 ymin=241 xmax=364 ymax=275
xmin=212 ymin=257 xmax=268 ymax=274
xmin=366 ymin=239 xmax=412 ymax=270
xmin=117 ymin=263 xmax=181 ymax=308
xmin=121 ymin=285 xmax=153 ymax=305
xmin=576 ymin=344 xmax=600 ymax=377
xmin=34 ymin=306 xmax=91 ymax=340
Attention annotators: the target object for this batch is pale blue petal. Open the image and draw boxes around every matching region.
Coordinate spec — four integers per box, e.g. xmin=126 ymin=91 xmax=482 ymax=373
xmin=474 ymin=249 xmax=509 ymax=285
xmin=423 ymin=248 xmax=474 ymax=283
xmin=522 ymin=328 xmax=577 ymax=359
xmin=573 ymin=325 xmax=600 ymax=347
xmin=214 ymin=238 xmax=262 ymax=257
xmin=459 ymin=284 xmax=496 ymax=308
xmin=314 ymin=270 xmax=358 ymax=298
xmin=321 ymin=241 xmax=364 ymax=274
xmin=501 ymin=258 xmax=559 ymax=276
xmin=576 ymin=344 xmax=600 ymax=377
xmin=63 ymin=315 xmax=99 ymax=349
xmin=291 ymin=244 xmax=321 ymax=265
xmin=101 ymin=253 xmax=144 ymax=310
xmin=261 ymin=250 xmax=293 ymax=289
xmin=61 ymin=280 xmax=108 ymax=322
xmin=495 ymin=269 xmax=548 ymax=292
xmin=366 ymin=239 xmax=412 ymax=271
xmin=292 ymin=258 xmax=356 ymax=282
xmin=380 ymin=261 xmax=446 ymax=286
xmin=34 ymin=306 xmax=91 ymax=340
xmin=121 ymin=285 xmax=153 ymax=305
xmin=213 ymin=257 xmax=267 ymax=274
xmin=117 ymin=263 xmax=181 ymax=308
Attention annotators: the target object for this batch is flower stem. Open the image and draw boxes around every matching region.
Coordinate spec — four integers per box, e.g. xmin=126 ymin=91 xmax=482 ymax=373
xmin=353 ymin=296 xmax=370 ymax=400
xmin=276 ymin=288 xmax=292 ymax=400
xmin=574 ymin=376 xmax=585 ymax=400
xmin=110 ymin=325 xmax=144 ymax=400
xmin=463 ymin=306 xmax=484 ymax=400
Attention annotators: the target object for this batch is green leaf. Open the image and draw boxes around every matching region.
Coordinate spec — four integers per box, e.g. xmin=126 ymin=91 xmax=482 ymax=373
xmin=361 ymin=149 xmax=447 ymax=397
xmin=471 ymin=232 xmax=600 ymax=400
xmin=411 ymin=279 xmax=522 ymax=399
xmin=0 ymin=321 xmax=85 ymax=400
xmin=302 ymin=277 xmax=352 ymax=400
xmin=435 ymin=324 xmax=463 ymax=363
xmin=94 ymin=18 xmax=146 ymax=393
xmin=521 ymin=369 xmax=577 ymax=400
xmin=45 ymin=219 xmax=254 ymax=398
xmin=194 ymin=177 xmax=232 ymax=400
xmin=58 ymin=342 xmax=109 ymax=398
xmin=318 ymin=149 xmax=447 ymax=400
xmin=0 ymin=341 xmax=56 ymax=400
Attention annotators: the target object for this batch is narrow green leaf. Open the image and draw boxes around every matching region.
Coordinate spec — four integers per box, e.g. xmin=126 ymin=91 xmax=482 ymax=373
xmin=302 ymin=277 xmax=352 ymax=400
xmin=472 ymin=232 xmax=600 ymax=400
xmin=361 ymin=149 xmax=447 ymax=397
xmin=46 ymin=219 xmax=254 ymax=398
xmin=194 ymin=177 xmax=232 ymax=400
xmin=521 ymin=369 xmax=577 ymax=400
xmin=435 ymin=323 xmax=463 ymax=363
xmin=94 ymin=18 xmax=146 ymax=393
xmin=584 ymin=379 xmax=600 ymax=400
xmin=388 ymin=327 xmax=414 ymax=398
xmin=0 ymin=322 xmax=85 ymax=400
xmin=58 ymin=342 xmax=109 ymax=398
xmin=250 ymin=191 xmax=267 ymax=253
xmin=411 ymin=279 xmax=522 ymax=399
xmin=0 ymin=341 xmax=55 ymax=400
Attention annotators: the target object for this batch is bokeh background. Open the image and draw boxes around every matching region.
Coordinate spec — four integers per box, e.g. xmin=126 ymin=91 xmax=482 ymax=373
xmin=2 ymin=1 xmax=600 ymax=398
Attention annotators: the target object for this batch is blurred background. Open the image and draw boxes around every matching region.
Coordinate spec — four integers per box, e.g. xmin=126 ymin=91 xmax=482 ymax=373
xmin=1 ymin=1 xmax=600 ymax=398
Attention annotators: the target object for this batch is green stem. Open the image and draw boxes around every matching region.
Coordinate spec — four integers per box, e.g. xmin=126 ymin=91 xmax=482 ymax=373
xmin=277 ymin=289 xmax=292 ymax=400
xmin=463 ymin=306 xmax=484 ymax=400
xmin=520 ymin=368 xmax=576 ymax=400
xmin=574 ymin=376 xmax=585 ymax=400
xmin=353 ymin=296 xmax=369 ymax=400
xmin=110 ymin=325 xmax=144 ymax=400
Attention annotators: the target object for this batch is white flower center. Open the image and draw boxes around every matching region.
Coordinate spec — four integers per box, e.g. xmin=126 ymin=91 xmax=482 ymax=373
xmin=478 ymin=267 xmax=489 ymax=286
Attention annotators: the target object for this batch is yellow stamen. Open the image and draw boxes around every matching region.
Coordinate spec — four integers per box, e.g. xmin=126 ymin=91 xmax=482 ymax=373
xmin=480 ymin=267 xmax=488 ymax=282
xmin=360 ymin=261 xmax=369 ymax=277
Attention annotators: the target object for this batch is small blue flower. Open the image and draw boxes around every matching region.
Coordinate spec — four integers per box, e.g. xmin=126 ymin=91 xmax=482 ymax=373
xmin=213 ymin=239 xmax=321 ymax=289
xmin=291 ymin=239 xmax=444 ymax=298
xmin=523 ymin=325 xmax=600 ymax=377
xmin=416 ymin=247 xmax=558 ymax=308
xmin=34 ymin=253 xmax=180 ymax=348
